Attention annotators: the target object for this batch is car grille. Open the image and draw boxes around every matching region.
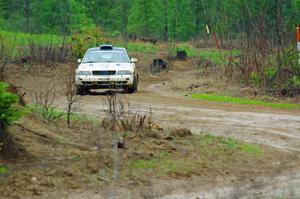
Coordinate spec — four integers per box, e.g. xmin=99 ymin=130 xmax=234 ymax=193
xmin=82 ymin=81 xmax=128 ymax=85
xmin=92 ymin=70 xmax=116 ymax=76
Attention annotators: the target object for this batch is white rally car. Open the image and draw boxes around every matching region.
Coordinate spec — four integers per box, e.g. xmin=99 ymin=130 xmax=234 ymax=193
xmin=75 ymin=45 xmax=139 ymax=94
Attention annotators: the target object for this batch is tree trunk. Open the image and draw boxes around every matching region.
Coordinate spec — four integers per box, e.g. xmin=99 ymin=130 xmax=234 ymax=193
xmin=23 ymin=0 xmax=31 ymax=32
xmin=193 ymin=0 xmax=201 ymax=36
xmin=162 ymin=0 xmax=169 ymax=42
xmin=122 ymin=0 xmax=129 ymax=43
xmin=143 ymin=0 xmax=150 ymax=37
xmin=0 ymin=121 xmax=10 ymax=155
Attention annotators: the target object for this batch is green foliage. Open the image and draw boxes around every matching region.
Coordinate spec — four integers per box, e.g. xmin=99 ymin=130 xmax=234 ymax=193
xmin=0 ymin=0 xmax=299 ymax=42
xmin=71 ymin=27 xmax=110 ymax=58
xmin=250 ymin=72 xmax=260 ymax=87
xmin=291 ymin=76 xmax=300 ymax=87
xmin=0 ymin=165 xmax=7 ymax=174
xmin=0 ymin=83 xmax=23 ymax=125
xmin=256 ymin=45 xmax=300 ymax=90
xmin=71 ymin=32 xmax=86 ymax=58
xmin=191 ymin=94 xmax=300 ymax=109
xmin=263 ymin=67 xmax=277 ymax=82
xmin=128 ymin=0 xmax=162 ymax=38
xmin=280 ymin=46 xmax=300 ymax=89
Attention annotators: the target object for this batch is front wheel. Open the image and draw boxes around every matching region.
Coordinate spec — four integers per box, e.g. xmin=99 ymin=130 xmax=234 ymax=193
xmin=126 ymin=77 xmax=138 ymax=94
xmin=76 ymin=85 xmax=89 ymax=95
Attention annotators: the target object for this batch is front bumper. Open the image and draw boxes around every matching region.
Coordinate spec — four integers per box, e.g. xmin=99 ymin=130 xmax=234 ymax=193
xmin=76 ymin=75 xmax=134 ymax=89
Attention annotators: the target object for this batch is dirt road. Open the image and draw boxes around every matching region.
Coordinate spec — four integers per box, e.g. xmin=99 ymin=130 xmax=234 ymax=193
xmin=56 ymin=81 xmax=300 ymax=153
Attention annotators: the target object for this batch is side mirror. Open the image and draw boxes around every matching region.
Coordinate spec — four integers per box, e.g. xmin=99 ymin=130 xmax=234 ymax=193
xmin=77 ymin=59 xmax=82 ymax=63
xmin=131 ymin=58 xmax=138 ymax=63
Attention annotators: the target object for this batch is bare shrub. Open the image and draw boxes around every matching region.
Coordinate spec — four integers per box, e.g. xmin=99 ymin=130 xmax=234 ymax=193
xmin=16 ymin=38 xmax=70 ymax=67
xmin=224 ymin=10 xmax=299 ymax=95
xmin=32 ymin=85 xmax=63 ymax=122
xmin=64 ymin=69 xmax=81 ymax=127
xmin=191 ymin=38 xmax=215 ymax=49
xmin=102 ymin=93 xmax=155 ymax=135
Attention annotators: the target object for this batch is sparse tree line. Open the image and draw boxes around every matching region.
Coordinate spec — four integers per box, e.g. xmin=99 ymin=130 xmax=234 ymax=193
xmin=0 ymin=0 xmax=299 ymax=41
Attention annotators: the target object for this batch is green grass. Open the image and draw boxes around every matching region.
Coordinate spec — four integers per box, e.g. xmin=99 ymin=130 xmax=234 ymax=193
xmin=177 ymin=44 xmax=239 ymax=65
xmin=199 ymin=134 xmax=261 ymax=155
xmin=126 ymin=134 xmax=262 ymax=176
xmin=0 ymin=30 xmax=67 ymax=46
xmin=0 ymin=166 xmax=7 ymax=175
xmin=54 ymin=135 xmax=67 ymax=144
xmin=128 ymin=159 xmax=158 ymax=170
xmin=0 ymin=30 xmax=69 ymax=58
xmin=29 ymin=105 xmax=100 ymax=126
xmin=127 ymin=158 xmax=182 ymax=176
xmin=116 ymin=42 xmax=159 ymax=54
xmin=191 ymin=94 xmax=300 ymax=109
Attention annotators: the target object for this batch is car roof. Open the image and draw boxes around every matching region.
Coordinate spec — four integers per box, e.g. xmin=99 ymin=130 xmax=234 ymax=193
xmin=87 ymin=46 xmax=126 ymax=52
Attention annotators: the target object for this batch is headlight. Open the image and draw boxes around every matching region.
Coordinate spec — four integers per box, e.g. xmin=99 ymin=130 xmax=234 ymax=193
xmin=76 ymin=71 xmax=92 ymax=76
xmin=117 ymin=70 xmax=132 ymax=75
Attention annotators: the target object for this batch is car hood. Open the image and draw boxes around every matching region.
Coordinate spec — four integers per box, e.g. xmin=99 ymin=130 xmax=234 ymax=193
xmin=77 ymin=63 xmax=134 ymax=72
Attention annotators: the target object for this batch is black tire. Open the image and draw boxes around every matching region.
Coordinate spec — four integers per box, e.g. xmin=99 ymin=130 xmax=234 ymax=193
xmin=135 ymin=75 xmax=139 ymax=91
xmin=76 ymin=85 xmax=88 ymax=95
xmin=126 ymin=77 xmax=138 ymax=94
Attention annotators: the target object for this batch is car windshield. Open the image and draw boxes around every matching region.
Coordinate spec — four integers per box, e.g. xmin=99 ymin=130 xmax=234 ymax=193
xmin=82 ymin=51 xmax=129 ymax=63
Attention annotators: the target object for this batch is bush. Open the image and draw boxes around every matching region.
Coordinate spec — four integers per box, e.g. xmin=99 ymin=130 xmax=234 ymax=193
xmin=0 ymin=82 xmax=23 ymax=154
xmin=0 ymin=83 xmax=22 ymax=124
xmin=71 ymin=27 xmax=110 ymax=58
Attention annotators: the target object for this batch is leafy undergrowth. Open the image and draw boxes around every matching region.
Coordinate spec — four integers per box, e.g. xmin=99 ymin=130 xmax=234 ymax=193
xmin=0 ymin=114 xmax=298 ymax=198
xmin=191 ymin=94 xmax=300 ymax=109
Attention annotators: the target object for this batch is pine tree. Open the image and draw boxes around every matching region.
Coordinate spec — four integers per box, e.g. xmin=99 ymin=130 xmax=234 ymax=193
xmin=128 ymin=0 xmax=163 ymax=39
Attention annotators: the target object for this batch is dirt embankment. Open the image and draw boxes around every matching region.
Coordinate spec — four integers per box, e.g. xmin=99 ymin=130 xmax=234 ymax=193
xmin=1 ymin=114 xmax=300 ymax=199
